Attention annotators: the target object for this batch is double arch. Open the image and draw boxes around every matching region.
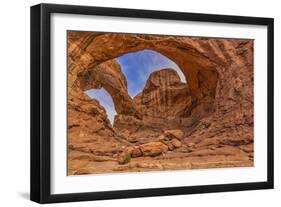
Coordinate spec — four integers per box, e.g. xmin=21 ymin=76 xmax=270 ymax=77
xmin=68 ymin=32 xmax=220 ymax=121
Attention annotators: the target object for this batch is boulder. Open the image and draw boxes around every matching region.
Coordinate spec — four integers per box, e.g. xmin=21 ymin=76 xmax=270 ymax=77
xmin=167 ymin=142 xmax=175 ymax=151
xmin=139 ymin=142 xmax=168 ymax=157
xmin=127 ymin=147 xmax=143 ymax=158
xmin=118 ymin=151 xmax=131 ymax=165
xmin=171 ymin=138 xmax=182 ymax=148
xmin=164 ymin=129 xmax=184 ymax=140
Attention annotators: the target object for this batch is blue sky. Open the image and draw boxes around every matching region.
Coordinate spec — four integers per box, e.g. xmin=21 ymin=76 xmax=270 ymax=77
xmin=85 ymin=88 xmax=116 ymax=125
xmin=85 ymin=49 xmax=185 ymax=124
xmin=117 ymin=49 xmax=185 ymax=97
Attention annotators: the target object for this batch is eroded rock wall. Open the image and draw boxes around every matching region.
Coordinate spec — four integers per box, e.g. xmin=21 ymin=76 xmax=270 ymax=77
xmin=76 ymin=59 xmax=139 ymax=117
xmin=67 ymin=31 xmax=254 ymax=175
xmin=134 ymin=68 xmax=192 ymax=119
xmin=68 ymin=32 xmax=253 ymax=127
xmin=114 ymin=68 xmax=195 ymax=136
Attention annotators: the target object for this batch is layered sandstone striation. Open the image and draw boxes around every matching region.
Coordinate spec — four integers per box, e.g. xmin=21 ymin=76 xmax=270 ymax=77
xmin=114 ymin=68 xmax=195 ymax=135
xmin=134 ymin=68 xmax=192 ymax=119
xmin=67 ymin=31 xmax=254 ymax=175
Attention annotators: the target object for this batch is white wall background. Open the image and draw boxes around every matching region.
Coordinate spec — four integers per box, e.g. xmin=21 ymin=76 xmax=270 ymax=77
xmin=0 ymin=0 xmax=279 ymax=206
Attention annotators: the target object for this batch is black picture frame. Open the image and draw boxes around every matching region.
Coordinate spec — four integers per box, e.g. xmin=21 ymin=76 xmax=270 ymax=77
xmin=30 ymin=3 xmax=274 ymax=204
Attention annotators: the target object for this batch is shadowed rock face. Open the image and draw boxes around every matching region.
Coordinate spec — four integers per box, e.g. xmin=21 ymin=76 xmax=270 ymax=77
xmin=77 ymin=59 xmax=139 ymax=117
xmin=114 ymin=68 xmax=195 ymax=135
xmin=67 ymin=32 xmax=254 ymax=175
xmin=134 ymin=68 xmax=192 ymax=119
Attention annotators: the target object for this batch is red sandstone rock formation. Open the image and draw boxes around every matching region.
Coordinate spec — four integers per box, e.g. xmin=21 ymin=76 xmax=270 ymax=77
xmin=67 ymin=31 xmax=254 ymax=175
xmin=68 ymin=32 xmax=219 ymax=103
xmin=134 ymin=68 xmax=192 ymax=119
xmin=114 ymin=68 xmax=195 ymax=134
xmin=76 ymin=59 xmax=139 ymax=117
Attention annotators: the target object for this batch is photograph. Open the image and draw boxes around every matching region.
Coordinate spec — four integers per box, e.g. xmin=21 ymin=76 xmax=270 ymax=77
xmin=29 ymin=2 xmax=274 ymax=204
xmin=67 ymin=31 xmax=254 ymax=175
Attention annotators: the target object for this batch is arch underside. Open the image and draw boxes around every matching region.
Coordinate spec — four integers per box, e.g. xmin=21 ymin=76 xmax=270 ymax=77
xmin=68 ymin=32 xmax=224 ymax=129
xmin=68 ymin=32 xmax=220 ymax=101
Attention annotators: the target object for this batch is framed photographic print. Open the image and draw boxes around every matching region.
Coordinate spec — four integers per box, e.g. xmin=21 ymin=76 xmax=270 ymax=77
xmin=30 ymin=3 xmax=274 ymax=203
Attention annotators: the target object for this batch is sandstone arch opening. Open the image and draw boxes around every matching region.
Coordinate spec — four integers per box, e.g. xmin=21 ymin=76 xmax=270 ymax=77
xmin=85 ymin=88 xmax=117 ymax=125
xmin=82 ymin=49 xmax=191 ymax=129
xmin=68 ymin=32 xmax=220 ymax=102
xmin=76 ymin=47 xmax=218 ymax=132
xmin=116 ymin=49 xmax=186 ymax=97
xmin=68 ymin=31 xmax=254 ymax=175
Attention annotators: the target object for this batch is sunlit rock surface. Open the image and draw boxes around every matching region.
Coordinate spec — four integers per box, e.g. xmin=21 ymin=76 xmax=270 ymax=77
xmin=67 ymin=31 xmax=253 ymax=175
